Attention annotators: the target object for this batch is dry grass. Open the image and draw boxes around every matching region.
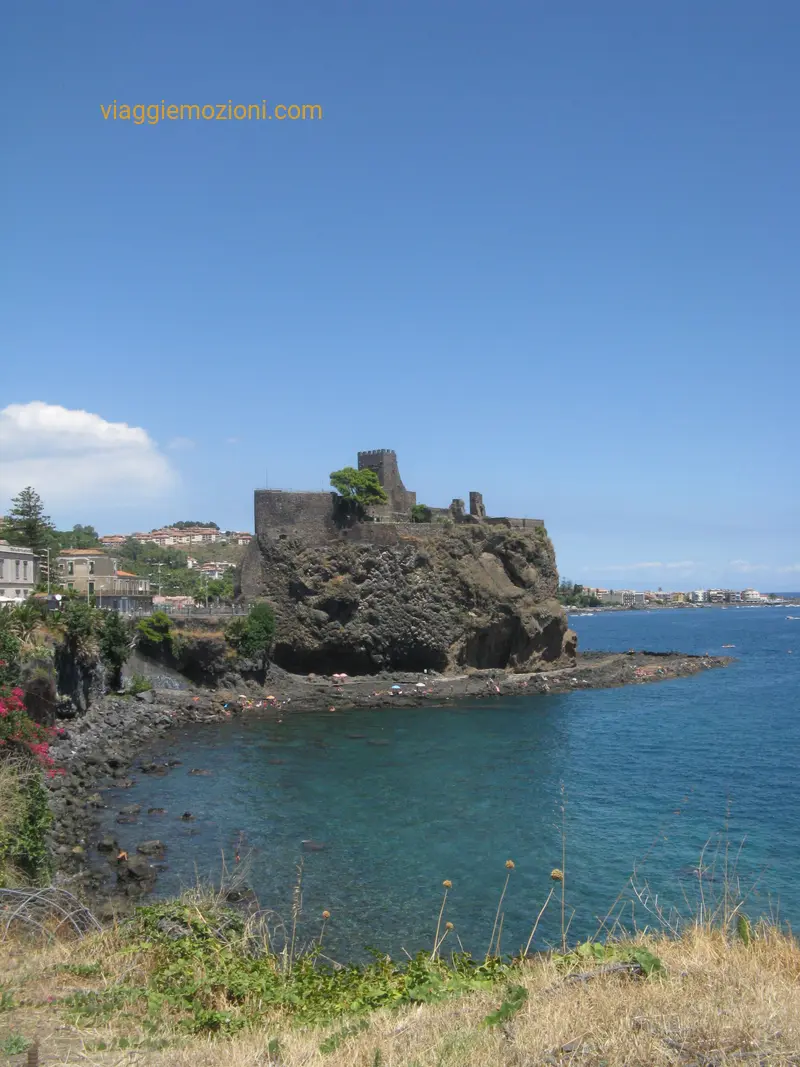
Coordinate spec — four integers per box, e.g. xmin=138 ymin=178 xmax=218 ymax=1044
xmin=2 ymin=926 xmax=800 ymax=1065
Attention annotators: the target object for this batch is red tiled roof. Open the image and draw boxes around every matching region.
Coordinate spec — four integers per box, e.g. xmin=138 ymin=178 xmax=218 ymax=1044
xmin=58 ymin=548 xmax=107 ymax=556
xmin=115 ymin=570 xmax=139 ymax=578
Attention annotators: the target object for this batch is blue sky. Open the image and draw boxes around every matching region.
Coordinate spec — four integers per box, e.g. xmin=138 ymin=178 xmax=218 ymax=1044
xmin=2 ymin=0 xmax=798 ymax=591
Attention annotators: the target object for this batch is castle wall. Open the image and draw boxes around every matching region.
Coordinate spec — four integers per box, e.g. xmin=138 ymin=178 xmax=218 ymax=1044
xmin=254 ymin=490 xmax=336 ymax=543
xmin=484 ymin=516 xmax=544 ymax=529
xmin=340 ymin=521 xmax=448 ymax=546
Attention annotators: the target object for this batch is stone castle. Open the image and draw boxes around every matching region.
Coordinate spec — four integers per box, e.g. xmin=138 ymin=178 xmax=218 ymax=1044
xmin=253 ymin=449 xmax=543 ymax=547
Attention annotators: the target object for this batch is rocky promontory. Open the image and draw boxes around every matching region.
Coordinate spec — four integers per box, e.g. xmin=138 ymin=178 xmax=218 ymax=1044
xmin=241 ymin=523 xmax=577 ymax=675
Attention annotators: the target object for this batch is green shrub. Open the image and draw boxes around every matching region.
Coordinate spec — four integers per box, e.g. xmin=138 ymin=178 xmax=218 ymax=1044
xmin=0 ymin=755 xmax=53 ymax=886
xmin=411 ymin=504 xmax=433 ymax=523
xmin=59 ymin=599 xmax=100 ymax=661
xmin=136 ymin=611 xmax=173 ymax=651
xmin=127 ymin=674 xmax=153 ymax=695
xmin=61 ymin=897 xmax=509 ymax=1036
xmin=0 ymin=623 xmax=22 ymax=688
xmin=99 ymin=611 xmax=133 ymax=689
xmin=225 ymin=604 xmax=276 ymax=662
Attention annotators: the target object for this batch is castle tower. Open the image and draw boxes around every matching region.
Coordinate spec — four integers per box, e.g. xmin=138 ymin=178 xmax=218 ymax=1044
xmin=357 ymin=449 xmax=416 ymax=514
xmin=469 ymin=492 xmax=486 ymax=519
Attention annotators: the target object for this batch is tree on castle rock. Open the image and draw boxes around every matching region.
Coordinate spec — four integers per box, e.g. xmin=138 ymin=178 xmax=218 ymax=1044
xmin=330 ymin=467 xmax=388 ymax=512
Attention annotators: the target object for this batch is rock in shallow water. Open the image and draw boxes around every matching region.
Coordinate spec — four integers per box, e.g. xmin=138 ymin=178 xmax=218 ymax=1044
xmin=137 ymin=840 xmax=166 ymax=856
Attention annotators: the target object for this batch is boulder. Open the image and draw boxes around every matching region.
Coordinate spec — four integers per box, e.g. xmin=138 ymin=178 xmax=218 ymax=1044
xmin=136 ymin=840 xmax=166 ymax=856
xmin=116 ymin=854 xmax=156 ymax=893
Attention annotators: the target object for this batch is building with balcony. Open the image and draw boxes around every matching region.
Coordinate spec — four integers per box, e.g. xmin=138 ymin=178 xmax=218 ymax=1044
xmin=57 ymin=549 xmax=152 ymax=611
xmin=0 ymin=541 xmax=38 ymax=602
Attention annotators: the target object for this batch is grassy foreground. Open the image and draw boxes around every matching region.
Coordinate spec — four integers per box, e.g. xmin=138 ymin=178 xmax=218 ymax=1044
xmin=1 ymin=889 xmax=799 ymax=1066
xmin=3 ymin=737 xmax=799 ymax=1064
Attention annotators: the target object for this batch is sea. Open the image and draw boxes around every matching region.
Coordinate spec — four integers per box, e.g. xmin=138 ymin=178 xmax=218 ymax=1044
xmin=97 ymin=607 xmax=800 ymax=960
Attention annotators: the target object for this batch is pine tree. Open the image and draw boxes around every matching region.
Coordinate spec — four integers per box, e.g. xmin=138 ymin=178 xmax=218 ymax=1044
xmin=4 ymin=487 xmax=57 ymax=555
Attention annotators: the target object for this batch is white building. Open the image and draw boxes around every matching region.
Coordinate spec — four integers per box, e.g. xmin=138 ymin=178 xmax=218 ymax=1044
xmin=742 ymin=588 xmax=767 ymax=603
xmin=688 ymin=590 xmax=707 ymax=603
xmin=0 ymin=541 xmax=38 ymax=601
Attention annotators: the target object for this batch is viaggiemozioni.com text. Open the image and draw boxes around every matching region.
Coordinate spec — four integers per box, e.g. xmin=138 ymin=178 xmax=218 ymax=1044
xmin=100 ymin=101 xmax=322 ymax=125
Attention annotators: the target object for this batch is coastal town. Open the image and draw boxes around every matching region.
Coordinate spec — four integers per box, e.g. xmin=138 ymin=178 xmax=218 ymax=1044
xmin=0 ymin=518 xmax=253 ymax=608
xmin=577 ymin=586 xmax=794 ymax=608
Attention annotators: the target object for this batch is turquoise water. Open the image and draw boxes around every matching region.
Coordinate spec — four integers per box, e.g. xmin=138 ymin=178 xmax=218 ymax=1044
xmin=99 ymin=608 xmax=800 ymax=959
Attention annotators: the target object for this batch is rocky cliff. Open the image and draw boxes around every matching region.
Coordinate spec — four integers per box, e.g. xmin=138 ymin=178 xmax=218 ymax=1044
xmin=240 ymin=524 xmax=576 ymax=675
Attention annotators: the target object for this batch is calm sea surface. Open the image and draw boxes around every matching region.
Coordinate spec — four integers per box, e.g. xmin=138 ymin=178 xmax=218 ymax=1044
xmin=98 ymin=608 xmax=800 ymax=959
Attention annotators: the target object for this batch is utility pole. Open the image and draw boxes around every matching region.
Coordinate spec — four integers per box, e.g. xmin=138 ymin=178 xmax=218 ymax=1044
xmin=43 ymin=547 xmax=51 ymax=595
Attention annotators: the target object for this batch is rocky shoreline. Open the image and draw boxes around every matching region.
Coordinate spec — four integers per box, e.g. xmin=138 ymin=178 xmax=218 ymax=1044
xmin=45 ymin=649 xmax=732 ymax=914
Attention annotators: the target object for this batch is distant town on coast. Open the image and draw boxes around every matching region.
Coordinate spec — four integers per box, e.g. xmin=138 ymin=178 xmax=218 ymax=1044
xmin=559 ymin=582 xmax=799 ymax=610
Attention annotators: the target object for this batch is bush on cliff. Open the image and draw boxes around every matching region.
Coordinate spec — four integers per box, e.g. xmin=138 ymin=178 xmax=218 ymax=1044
xmin=225 ymin=603 xmax=276 ymax=663
xmin=99 ymin=611 xmax=134 ymax=689
xmin=411 ymin=504 xmax=433 ymax=523
xmin=57 ymin=598 xmax=100 ymax=662
xmin=136 ymin=611 xmax=174 ymax=655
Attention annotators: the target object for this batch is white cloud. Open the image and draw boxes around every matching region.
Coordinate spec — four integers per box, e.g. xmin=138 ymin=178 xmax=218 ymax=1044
xmin=729 ymin=560 xmax=769 ymax=574
xmin=168 ymin=436 xmax=195 ymax=451
xmin=225 ymin=437 xmax=240 ymax=445
xmin=0 ymin=402 xmax=176 ymax=509
xmin=778 ymin=563 xmax=800 ymax=574
xmin=602 ymin=561 xmax=696 ymax=572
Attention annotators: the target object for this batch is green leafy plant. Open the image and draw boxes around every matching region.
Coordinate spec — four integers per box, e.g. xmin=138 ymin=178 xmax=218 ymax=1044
xmin=225 ymin=603 xmax=275 ymax=662
xmin=136 ymin=611 xmax=173 ymax=652
xmin=553 ymin=940 xmax=665 ymax=977
xmin=330 ymin=469 xmax=390 ymax=514
xmin=318 ymin=1018 xmax=370 ymax=1053
xmin=411 ymin=504 xmax=432 ymax=523
xmin=127 ymin=673 xmax=153 ymax=695
xmin=482 ymin=983 xmax=528 ymax=1027
xmin=0 ymin=620 xmax=22 ymax=688
xmin=59 ymin=598 xmax=100 ymax=661
xmin=60 ymin=898 xmax=513 ymax=1038
xmin=0 ymin=1034 xmax=31 ymax=1056
xmin=737 ymin=914 xmax=753 ymax=946
xmin=99 ymin=610 xmax=133 ymax=689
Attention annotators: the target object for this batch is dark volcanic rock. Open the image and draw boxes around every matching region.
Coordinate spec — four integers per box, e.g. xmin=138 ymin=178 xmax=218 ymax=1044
xmin=243 ymin=524 xmax=576 ymax=674
xmin=302 ymin=839 xmax=327 ymax=852
xmin=136 ymin=840 xmax=166 ymax=856
xmin=117 ymin=854 xmax=157 ymax=893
